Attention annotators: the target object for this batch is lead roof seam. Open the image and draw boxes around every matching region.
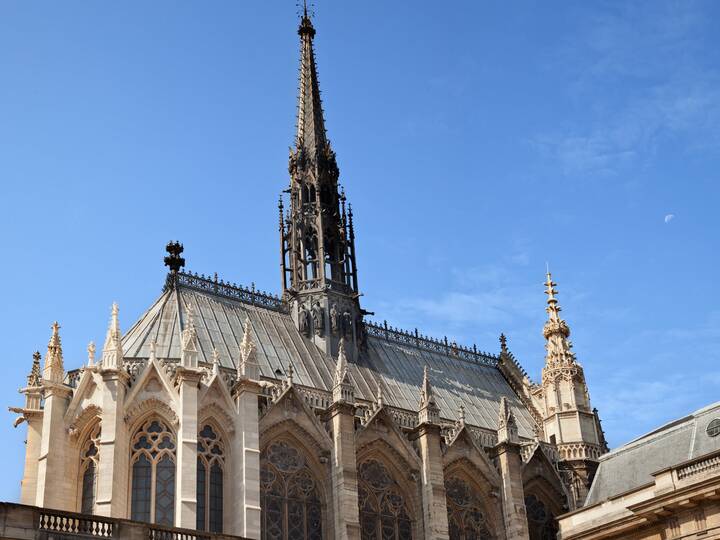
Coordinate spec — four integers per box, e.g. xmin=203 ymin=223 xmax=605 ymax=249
xmin=206 ymin=295 xmax=235 ymax=369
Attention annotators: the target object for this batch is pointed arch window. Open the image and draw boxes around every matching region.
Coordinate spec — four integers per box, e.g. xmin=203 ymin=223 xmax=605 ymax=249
xmin=197 ymin=424 xmax=225 ymax=533
xmin=525 ymin=495 xmax=558 ymax=540
xmin=130 ymin=419 xmax=176 ymax=526
xmin=358 ymin=459 xmax=413 ymax=540
xmin=80 ymin=424 xmax=101 ymax=514
xmin=445 ymin=476 xmax=493 ymax=540
xmin=260 ymin=440 xmax=322 ymax=540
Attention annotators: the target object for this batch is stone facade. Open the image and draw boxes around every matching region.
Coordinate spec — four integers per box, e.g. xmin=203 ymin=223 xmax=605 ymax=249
xmin=6 ymin=9 xmax=612 ymax=540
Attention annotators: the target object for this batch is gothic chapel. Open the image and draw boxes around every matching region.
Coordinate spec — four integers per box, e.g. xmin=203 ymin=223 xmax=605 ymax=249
xmin=9 ymin=9 xmax=608 ymax=540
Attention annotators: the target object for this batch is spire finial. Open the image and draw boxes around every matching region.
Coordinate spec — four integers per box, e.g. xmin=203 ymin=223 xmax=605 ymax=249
xmin=458 ymin=404 xmax=466 ymax=426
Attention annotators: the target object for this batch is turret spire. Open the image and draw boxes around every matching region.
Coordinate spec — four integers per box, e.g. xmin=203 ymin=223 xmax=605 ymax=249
xmin=543 ymin=270 xmax=576 ymax=368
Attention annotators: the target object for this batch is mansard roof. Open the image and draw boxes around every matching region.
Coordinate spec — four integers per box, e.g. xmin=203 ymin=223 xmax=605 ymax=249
xmin=122 ymin=272 xmax=537 ymax=438
xmin=585 ymin=401 xmax=720 ymax=506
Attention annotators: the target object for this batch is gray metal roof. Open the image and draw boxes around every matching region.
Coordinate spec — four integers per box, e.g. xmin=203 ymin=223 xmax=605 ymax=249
xmin=122 ymin=284 xmax=537 ymax=438
xmin=585 ymin=401 xmax=720 ymax=506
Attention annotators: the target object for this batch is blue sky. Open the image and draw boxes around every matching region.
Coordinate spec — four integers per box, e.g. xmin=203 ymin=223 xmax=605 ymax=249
xmin=1 ymin=1 xmax=719 ymax=501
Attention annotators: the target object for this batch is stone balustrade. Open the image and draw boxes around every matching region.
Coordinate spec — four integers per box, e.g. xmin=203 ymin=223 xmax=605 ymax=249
xmin=0 ymin=502 xmax=248 ymax=540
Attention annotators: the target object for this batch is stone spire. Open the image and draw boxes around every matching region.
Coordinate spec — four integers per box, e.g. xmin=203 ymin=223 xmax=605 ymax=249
xmin=239 ymin=318 xmax=259 ymax=380
xmin=497 ymin=397 xmax=518 ymax=444
xmin=181 ymin=302 xmax=199 ymax=368
xmin=295 ymin=4 xmax=328 ymax=159
xmin=43 ymin=322 xmax=64 ymax=383
xmin=281 ymin=5 xmax=363 ymax=360
xmin=332 ymin=337 xmax=354 ymax=403
xmin=418 ymin=365 xmax=440 ymax=424
xmin=101 ymin=303 xmax=124 ymax=370
xmin=543 ymin=270 xmax=576 ymax=369
xmin=27 ymin=351 xmax=42 ymax=387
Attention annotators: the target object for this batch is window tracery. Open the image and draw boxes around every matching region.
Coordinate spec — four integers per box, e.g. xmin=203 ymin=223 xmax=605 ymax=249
xmin=525 ymin=495 xmax=558 ymax=540
xmin=261 ymin=440 xmax=322 ymax=540
xmin=358 ymin=459 xmax=412 ymax=540
xmin=130 ymin=419 xmax=176 ymax=526
xmin=197 ymin=424 xmax=225 ymax=533
xmin=445 ymin=476 xmax=493 ymax=540
xmin=80 ymin=424 xmax=101 ymax=514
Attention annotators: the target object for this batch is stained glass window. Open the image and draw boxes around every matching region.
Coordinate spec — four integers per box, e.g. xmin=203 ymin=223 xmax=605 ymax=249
xmin=197 ymin=424 xmax=225 ymax=532
xmin=445 ymin=476 xmax=493 ymax=540
xmin=80 ymin=425 xmax=101 ymax=515
xmin=358 ymin=460 xmax=412 ymax=540
xmin=260 ymin=440 xmax=322 ymax=540
xmin=130 ymin=419 xmax=176 ymax=525
xmin=525 ymin=495 xmax=558 ymax=540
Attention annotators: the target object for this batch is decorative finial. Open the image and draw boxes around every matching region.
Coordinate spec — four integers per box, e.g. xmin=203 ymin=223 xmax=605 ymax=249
xmin=458 ymin=404 xmax=466 ymax=425
xmin=149 ymin=340 xmax=157 ymax=362
xmin=376 ymin=385 xmax=384 ymax=408
xmin=499 ymin=333 xmax=508 ymax=354
xmin=239 ymin=318 xmax=259 ymax=379
xmin=87 ymin=341 xmax=96 ymax=367
xmin=164 ymin=241 xmax=185 ymax=276
xmin=181 ymin=302 xmax=199 ymax=369
xmin=27 ymin=351 xmax=42 ymax=387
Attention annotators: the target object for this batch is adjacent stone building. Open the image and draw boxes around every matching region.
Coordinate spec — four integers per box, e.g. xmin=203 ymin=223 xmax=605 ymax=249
xmin=558 ymin=403 xmax=720 ymax=539
xmin=8 ymin=9 xmax=616 ymax=540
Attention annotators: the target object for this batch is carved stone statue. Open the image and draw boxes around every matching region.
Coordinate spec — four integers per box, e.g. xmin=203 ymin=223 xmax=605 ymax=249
xmin=342 ymin=311 xmax=352 ymax=337
xmin=330 ymin=303 xmax=340 ymax=335
xmin=298 ymin=307 xmax=310 ymax=337
xmin=312 ymin=303 xmax=325 ymax=336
